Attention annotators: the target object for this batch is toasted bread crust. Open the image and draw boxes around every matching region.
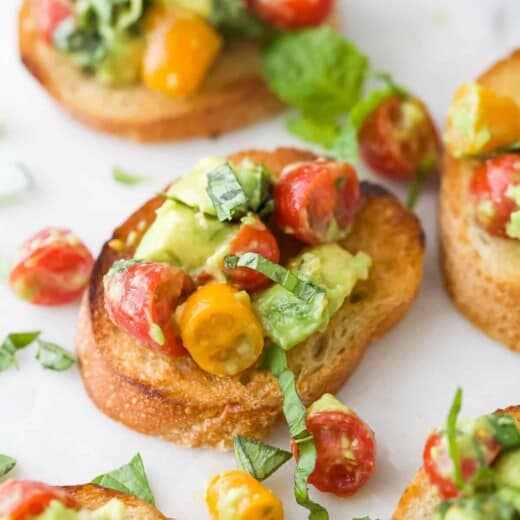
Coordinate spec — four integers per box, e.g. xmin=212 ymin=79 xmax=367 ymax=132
xmin=76 ymin=147 xmax=425 ymax=449
xmin=440 ymin=49 xmax=520 ymax=352
xmin=393 ymin=406 xmax=520 ymax=519
xmin=61 ymin=484 xmax=168 ymax=519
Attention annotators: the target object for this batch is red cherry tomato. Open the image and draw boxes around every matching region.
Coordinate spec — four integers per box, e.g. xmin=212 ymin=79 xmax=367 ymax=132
xmin=274 ymin=160 xmax=360 ymax=245
xmin=103 ymin=259 xmax=194 ymax=357
xmin=423 ymin=432 xmax=501 ymax=500
xmin=248 ymin=0 xmax=333 ymax=29
xmin=9 ymin=227 xmax=94 ymax=306
xmin=292 ymin=410 xmax=376 ymax=497
xmin=225 ymin=218 xmax=280 ymax=292
xmin=0 ymin=480 xmax=77 ymax=520
xmin=31 ymin=0 xmax=73 ymax=44
xmin=469 ymin=154 xmax=520 ymax=237
xmin=359 ymin=95 xmax=441 ymax=180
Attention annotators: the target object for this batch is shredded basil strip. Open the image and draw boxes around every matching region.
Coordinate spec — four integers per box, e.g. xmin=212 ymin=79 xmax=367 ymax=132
xmin=0 ymin=455 xmax=16 ymax=477
xmin=488 ymin=414 xmax=520 ymax=449
xmin=206 ymin=163 xmax=248 ymax=221
xmin=446 ymin=387 xmax=464 ymax=490
xmin=233 ymin=436 xmax=292 ymax=481
xmin=35 ymin=339 xmax=76 ymax=371
xmin=224 ymin=253 xmax=324 ymax=302
xmin=92 ymin=453 xmax=155 ymax=505
xmin=406 ymin=153 xmax=438 ymax=210
xmin=0 ymin=331 xmax=41 ymax=372
xmin=113 ymin=167 xmax=147 ymax=185
xmin=263 ymin=346 xmax=329 ymax=520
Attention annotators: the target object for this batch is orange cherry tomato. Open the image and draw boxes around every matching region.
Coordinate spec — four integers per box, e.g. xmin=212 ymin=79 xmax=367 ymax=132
xmin=206 ymin=470 xmax=284 ymax=520
xmin=142 ymin=8 xmax=222 ymax=97
xmin=178 ymin=282 xmax=263 ymax=376
xmin=9 ymin=227 xmax=94 ymax=306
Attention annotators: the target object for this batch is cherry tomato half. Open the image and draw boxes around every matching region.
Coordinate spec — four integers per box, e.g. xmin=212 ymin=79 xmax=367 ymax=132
xmin=274 ymin=160 xmax=360 ymax=245
xmin=292 ymin=410 xmax=376 ymax=497
xmin=9 ymin=227 xmax=94 ymax=306
xmin=225 ymin=218 xmax=280 ymax=292
xmin=470 ymin=154 xmax=520 ymax=237
xmin=0 ymin=480 xmax=77 ymax=520
xmin=103 ymin=259 xmax=194 ymax=357
xmin=359 ymin=95 xmax=441 ymax=180
xmin=31 ymin=0 xmax=73 ymax=44
xmin=248 ymin=0 xmax=333 ymax=29
xmin=423 ymin=432 xmax=501 ymax=500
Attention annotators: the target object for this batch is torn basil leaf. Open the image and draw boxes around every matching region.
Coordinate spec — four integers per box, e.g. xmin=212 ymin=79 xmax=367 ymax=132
xmin=92 ymin=453 xmax=155 ymax=505
xmin=36 ymin=339 xmax=76 ymax=371
xmin=0 ymin=331 xmax=41 ymax=372
xmin=206 ymin=163 xmax=248 ymax=221
xmin=0 ymin=455 xmax=16 ymax=477
xmin=488 ymin=414 xmax=520 ymax=449
xmin=234 ymin=436 xmax=292 ymax=481
xmin=446 ymin=387 xmax=464 ymax=490
xmin=224 ymin=253 xmax=323 ymax=302
xmin=113 ymin=167 xmax=147 ymax=185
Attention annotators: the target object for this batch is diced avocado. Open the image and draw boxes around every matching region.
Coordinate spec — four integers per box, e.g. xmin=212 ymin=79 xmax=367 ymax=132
xmin=307 ymin=393 xmax=352 ymax=416
xmin=233 ymin=158 xmax=273 ymax=213
xmin=506 ymin=185 xmax=520 ymax=239
xmin=159 ymin=0 xmax=213 ymax=18
xmin=494 ymin=449 xmax=520 ymax=490
xmin=253 ymin=244 xmax=371 ymax=350
xmin=134 ymin=200 xmax=238 ymax=274
xmin=35 ymin=498 xmax=125 ymax=519
xmin=436 ymin=494 xmax=518 ymax=520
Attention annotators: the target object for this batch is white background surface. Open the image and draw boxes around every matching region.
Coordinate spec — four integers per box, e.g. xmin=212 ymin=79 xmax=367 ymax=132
xmin=1 ymin=1 xmax=520 ymax=518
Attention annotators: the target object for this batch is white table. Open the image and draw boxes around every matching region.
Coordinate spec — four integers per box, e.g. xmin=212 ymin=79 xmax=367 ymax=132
xmin=1 ymin=1 xmax=520 ymax=518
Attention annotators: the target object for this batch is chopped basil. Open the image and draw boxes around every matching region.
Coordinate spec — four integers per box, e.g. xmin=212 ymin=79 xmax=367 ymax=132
xmin=372 ymin=71 xmax=408 ymax=99
xmin=35 ymin=339 xmax=76 ymax=371
xmin=0 ymin=162 xmax=34 ymax=202
xmin=113 ymin=167 xmax=147 ymax=185
xmin=0 ymin=455 xmax=16 ymax=477
xmin=224 ymin=253 xmax=324 ymax=302
xmin=233 ymin=436 xmax=292 ymax=481
xmin=92 ymin=453 xmax=155 ymax=505
xmin=488 ymin=414 xmax=520 ymax=449
xmin=206 ymin=163 xmax=248 ymax=221
xmin=263 ymin=346 xmax=329 ymax=520
xmin=446 ymin=388 xmax=464 ymax=490
xmin=406 ymin=153 xmax=438 ymax=210
xmin=0 ymin=331 xmax=41 ymax=372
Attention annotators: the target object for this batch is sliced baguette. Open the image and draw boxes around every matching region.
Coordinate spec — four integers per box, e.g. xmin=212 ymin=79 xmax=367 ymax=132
xmin=76 ymin=147 xmax=425 ymax=450
xmin=440 ymin=49 xmax=520 ymax=352
xmin=392 ymin=406 xmax=520 ymax=520
xmin=60 ymin=484 xmax=168 ymax=519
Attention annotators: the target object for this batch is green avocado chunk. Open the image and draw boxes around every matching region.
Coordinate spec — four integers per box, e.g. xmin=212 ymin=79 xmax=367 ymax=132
xmin=35 ymin=498 xmax=125 ymax=520
xmin=436 ymin=494 xmax=518 ymax=520
xmin=495 ymin=449 xmax=520 ymax=490
xmin=253 ymin=244 xmax=371 ymax=350
xmin=134 ymin=199 xmax=238 ymax=275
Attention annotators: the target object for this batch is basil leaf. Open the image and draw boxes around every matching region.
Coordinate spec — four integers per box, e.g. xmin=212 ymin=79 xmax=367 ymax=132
xmin=488 ymin=414 xmax=520 ymax=449
xmin=92 ymin=453 xmax=155 ymax=505
xmin=233 ymin=436 xmax=292 ymax=481
xmin=0 ymin=331 xmax=41 ymax=372
xmin=224 ymin=253 xmax=324 ymax=302
xmin=287 ymin=116 xmax=340 ymax=148
xmin=0 ymin=162 xmax=34 ymax=202
xmin=372 ymin=71 xmax=408 ymax=99
xmin=278 ymin=370 xmax=308 ymax=439
xmin=36 ymin=339 xmax=76 ymax=371
xmin=206 ymin=163 xmax=248 ymax=221
xmin=113 ymin=167 xmax=147 ymax=186
xmin=330 ymin=118 xmax=359 ymax=163
xmin=349 ymin=89 xmax=395 ymax=130
xmin=0 ymin=455 xmax=16 ymax=477
xmin=210 ymin=0 xmax=273 ymax=39
xmin=446 ymin=387 xmax=464 ymax=490
xmin=260 ymin=346 xmax=288 ymax=376
xmin=406 ymin=153 xmax=438 ymax=210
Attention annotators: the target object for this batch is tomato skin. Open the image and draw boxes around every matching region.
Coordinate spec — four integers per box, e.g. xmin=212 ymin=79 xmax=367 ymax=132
xmin=225 ymin=218 xmax=280 ymax=292
xmin=31 ymin=0 xmax=73 ymax=44
xmin=469 ymin=154 xmax=520 ymax=237
xmin=248 ymin=0 xmax=333 ymax=29
xmin=103 ymin=260 xmax=194 ymax=357
xmin=9 ymin=228 xmax=94 ymax=306
xmin=0 ymin=480 xmax=77 ymax=519
xmin=292 ymin=410 xmax=376 ymax=497
xmin=359 ymin=95 xmax=441 ymax=180
xmin=274 ymin=160 xmax=360 ymax=245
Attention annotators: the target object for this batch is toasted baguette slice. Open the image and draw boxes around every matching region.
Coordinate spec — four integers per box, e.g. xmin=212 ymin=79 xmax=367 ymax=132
xmin=440 ymin=50 xmax=520 ymax=352
xmin=393 ymin=406 xmax=520 ymax=520
xmin=19 ymin=1 xmax=331 ymax=142
xmin=60 ymin=484 xmax=168 ymax=519
xmin=76 ymin=147 xmax=425 ymax=450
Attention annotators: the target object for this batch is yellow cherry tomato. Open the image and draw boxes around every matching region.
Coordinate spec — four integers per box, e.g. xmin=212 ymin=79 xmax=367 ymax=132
xmin=206 ymin=470 xmax=284 ymax=520
xmin=178 ymin=283 xmax=264 ymax=376
xmin=445 ymin=82 xmax=520 ymax=157
xmin=142 ymin=7 xmax=222 ymax=97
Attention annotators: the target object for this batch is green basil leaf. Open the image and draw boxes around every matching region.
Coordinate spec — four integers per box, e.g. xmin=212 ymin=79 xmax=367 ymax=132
xmin=113 ymin=167 xmax=147 ymax=186
xmin=278 ymin=369 xmax=308 ymax=439
xmin=329 ymin=118 xmax=359 ymax=163
xmin=446 ymin=387 xmax=464 ymax=490
xmin=349 ymin=89 xmax=395 ymax=130
xmin=0 ymin=162 xmax=34 ymax=202
xmin=287 ymin=116 xmax=340 ymax=148
xmin=0 ymin=455 xmax=16 ymax=477
xmin=0 ymin=331 xmax=41 ymax=372
xmin=224 ymin=253 xmax=324 ymax=302
xmin=233 ymin=436 xmax=292 ymax=481
xmin=405 ymin=152 xmax=438 ymax=210
xmin=372 ymin=71 xmax=408 ymax=99
xmin=488 ymin=414 xmax=520 ymax=449
xmin=260 ymin=346 xmax=288 ymax=376
xmin=92 ymin=453 xmax=155 ymax=505
xmin=35 ymin=339 xmax=76 ymax=371
xmin=210 ymin=0 xmax=273 ymax=39
xmin=206 ymin=163 xmax=248 ymax=221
